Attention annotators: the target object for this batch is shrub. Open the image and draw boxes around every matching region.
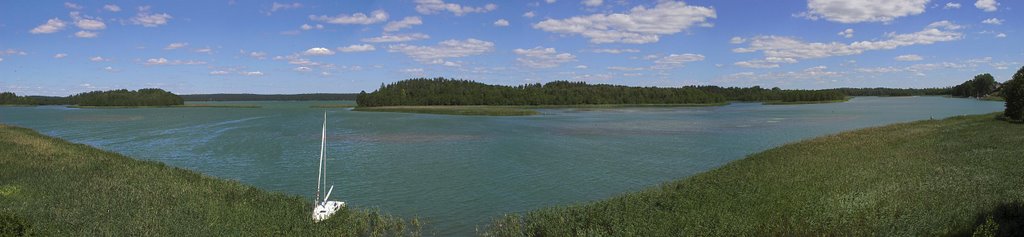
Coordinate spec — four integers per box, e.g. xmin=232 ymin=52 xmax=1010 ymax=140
xmin=1003 ymin=66 xmax=1024 ymax=120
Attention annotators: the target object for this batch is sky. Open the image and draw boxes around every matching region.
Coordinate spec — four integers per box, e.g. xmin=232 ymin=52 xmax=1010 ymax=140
xmin=0 ymin=0 xmax=1021 ymax=95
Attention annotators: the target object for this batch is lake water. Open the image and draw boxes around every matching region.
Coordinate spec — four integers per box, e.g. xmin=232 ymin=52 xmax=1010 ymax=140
xmin=0 ymin=97 xmax=1004 ymax=235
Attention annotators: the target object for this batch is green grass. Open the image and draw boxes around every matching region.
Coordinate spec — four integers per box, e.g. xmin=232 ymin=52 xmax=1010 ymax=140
xmin=483 ymin=113 xmax=1024 ymax=236
xmin=353 ymin=106 xmax=540 ymax=116
xmin=0 ymin=124 xmax=422 ymax=236
xmin=67 ymin=104 xmax=262 ymax=109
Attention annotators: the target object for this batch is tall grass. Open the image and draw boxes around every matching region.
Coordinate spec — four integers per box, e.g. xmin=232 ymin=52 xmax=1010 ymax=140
xmin=0 ymin=124 xmax=423 ymax=236
xmin=483 ymin=113 xmax=1024 ymax=236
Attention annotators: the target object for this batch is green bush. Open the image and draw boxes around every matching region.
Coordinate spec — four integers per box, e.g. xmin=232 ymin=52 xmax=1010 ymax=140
xmin=1004 ymin=66 xmax=1024 ymax=120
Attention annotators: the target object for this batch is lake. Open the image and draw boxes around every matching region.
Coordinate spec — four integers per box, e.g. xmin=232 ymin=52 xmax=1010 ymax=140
xmin=0 ymin=97 xmax=1003 ymax=235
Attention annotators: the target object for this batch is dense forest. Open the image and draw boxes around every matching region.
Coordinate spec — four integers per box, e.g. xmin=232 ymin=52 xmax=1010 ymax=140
xmin=356 ymin=79 xmax=729 ymax=107
xmin=0 ymin=89 xmax=183 ymax=106
xmin=951 ymin=73 xmax=1000 ymax=98
xmin=356 ymin=78 xmax=856 ymax=107
xmin=181 ymin=93 xmax=357 ymax=101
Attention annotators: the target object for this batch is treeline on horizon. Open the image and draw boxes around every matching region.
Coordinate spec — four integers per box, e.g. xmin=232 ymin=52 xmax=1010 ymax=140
xmin=180 ymin=93 xmax=358 ymax=101
xmin=355 ymin=78 xmax=951 ymax=107
xmin=0 ymin=88 xmax=183 ymax=106
xmin=950 ymin=73 xmax=1000 ymax=98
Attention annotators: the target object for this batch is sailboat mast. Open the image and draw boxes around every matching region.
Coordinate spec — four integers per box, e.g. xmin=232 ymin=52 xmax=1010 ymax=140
xmin=321 ymin=111 xmax=328 ymax=201
xmin=316 ymin=111 xmax=326 ymax=205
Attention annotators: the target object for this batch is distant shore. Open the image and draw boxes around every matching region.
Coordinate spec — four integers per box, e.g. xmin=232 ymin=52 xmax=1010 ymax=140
xmin=66 ymin=104 xmax=262 ymax=109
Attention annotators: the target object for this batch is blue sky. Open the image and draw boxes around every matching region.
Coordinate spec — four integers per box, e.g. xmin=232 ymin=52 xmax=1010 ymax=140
xmin=0 ymin=0 xmax=1020 ymax=95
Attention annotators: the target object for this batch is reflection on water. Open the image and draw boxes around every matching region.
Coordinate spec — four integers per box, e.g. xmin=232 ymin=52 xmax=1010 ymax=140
xmin=0 ymin=97 xmax=1004 ymax=236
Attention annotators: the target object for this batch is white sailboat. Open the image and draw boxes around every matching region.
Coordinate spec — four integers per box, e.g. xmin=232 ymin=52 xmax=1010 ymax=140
xmin=313 ymin=111 xmax=345 ymax=222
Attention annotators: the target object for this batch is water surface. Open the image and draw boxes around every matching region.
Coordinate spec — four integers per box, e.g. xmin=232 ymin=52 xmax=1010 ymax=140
xmin=0 ymin=97 xmax=1003 ymax=235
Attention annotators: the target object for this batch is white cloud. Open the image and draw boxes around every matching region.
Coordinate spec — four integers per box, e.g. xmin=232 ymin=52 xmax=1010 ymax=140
xmin=164 ymin=42 xmax=188 ymax=50
xmin=583 ymin=0 xmax=603 ymax=7
xmin=0 ymin=58 xmax=4 ymax=63
xmin=894 ymin=54 xmax=923 ymax=61
xmin=982 ymin=18 xmax=1003 ymax=25
xmin=654 ymin=53 xmax=704 ymax=69
xmin=103 ymin=4 xmax=121 ymax=12
xmin=388 ymin=38 xmax=494 ymax=64
xmin=721 ymin=66 xmax=842 ymax=85
xmin=294 ymin=66 xmax=312 ymax=72
xmin=303 ymin=47 xmax=335 ymax=56
xmin=607 ymin=66 xmax=644 ymax=71
xmin=144 ymin=57 xmax=207 ymax=65
xmin=209 ymin=70 xmax=230 ymax=75
xmin=996 ymin=33 xmax=1007 ymax=38
xmin=546 ymin=0 xmax=556 ymax=3
xmin=300 ymin=24 xmax=324 ymax=30
xmin=734 ymin=21 xmax=962 ymax=63
xmin=513 ymin=47 xmax=576 ymax=68
xmin=337 ymin=44 xmax=376 ymax=52
xmin=856 ymin=58 xmax=994 ymax=74
xmin=383 ymin=16 xmax=422 ymax=32
xmin=64 ymin=2 xmax=82 ymax=10
xmin=534 ymin=1 xmax=716 ymax=44
xmin=523 ymin=11 xmax=536 ymax=18
xmin=241 ymin=71 xmax=264 ymax=76
xmin=361 ymin=33 xmax=430 ymax=43
xmin=838 ymin=28 xmax=854 ymax=38
xmin=730 ymin=36 xmax=746 ymax=44
xmin=194 ymin=47 xmax=213 ymax=53
xmin=944 ymin=2 xmax=961 ymax=9
xmin=54 ymin=53 xmax=68 ymax=59
xmin=71 ymin=12 xmax=106 ymax=30
xmin=414 ymin=0 xmax=497 ymax=16
xmin=734 ymin=57 xmax=798 ymax=69
xmin=576 ymin=65 xmax=588 ymax=69
xmin=494 ymin=19 xmax=509 ymax=27
xmin=247 ymin=51 xmax=267 ymax=59
xmin=975 ymin=0 xmax=999 ymax=12
xmin=310 ymin=10 xmax=389 ymax=24
xmin=75 ymin=19 xmax=105 ymax=30
xmin=801 ymin=0 xmax=928 ymax=23
xmin=132 ymin=7 xmax=172 ymax=27
xmin=591 ymin=48 xmax=639 ymax=54
xmin=30 ymin=18 xmax=67 ymax=34
xmin=75 ymin=30 xmax=98 ymax=38
xmin=89 ymin=56 xmax=107 ymax=62
xmin=104 ymin=66 xmax=118 ymax=72
xmin=271 ymin=2 xmax=302 ymax=12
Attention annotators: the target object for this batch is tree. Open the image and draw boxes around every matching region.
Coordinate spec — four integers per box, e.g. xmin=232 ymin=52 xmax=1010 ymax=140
xmin=1003 ymin=66 xmax=1024 ymax=120
xmin=972 ymin=73 xmax=998 ymax=98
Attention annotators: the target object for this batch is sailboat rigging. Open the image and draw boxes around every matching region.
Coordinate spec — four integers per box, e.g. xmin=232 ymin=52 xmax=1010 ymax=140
xmin=313 ymin=111 xmax=345 ymax=222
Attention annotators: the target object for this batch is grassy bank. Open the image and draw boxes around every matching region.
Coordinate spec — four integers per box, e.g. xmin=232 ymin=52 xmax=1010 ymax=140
xmin=353 ymin=106 xmax=540 ymax=116
xmin=484 ymin=113 xmax=1024 ymax=236
xmin=0 ymin=125 xmax=421 ymax=236
xmin=66 ymin=104 xmax=262 ymax=109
